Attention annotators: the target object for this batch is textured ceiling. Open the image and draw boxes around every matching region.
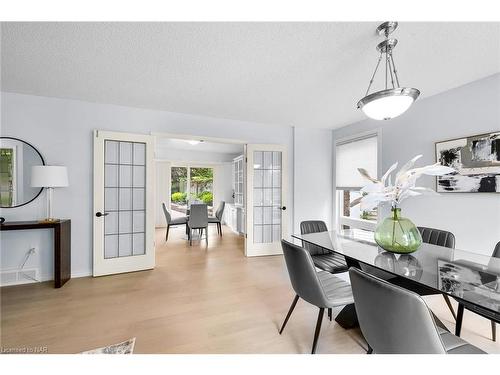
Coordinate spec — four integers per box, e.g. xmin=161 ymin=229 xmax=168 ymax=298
xmin=2 ymin=22 xmax=500 ymax=129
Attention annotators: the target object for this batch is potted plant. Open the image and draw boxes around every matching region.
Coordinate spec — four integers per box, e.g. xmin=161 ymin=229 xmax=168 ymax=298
xmin=351 ymin=155 xmax=454 ymax=253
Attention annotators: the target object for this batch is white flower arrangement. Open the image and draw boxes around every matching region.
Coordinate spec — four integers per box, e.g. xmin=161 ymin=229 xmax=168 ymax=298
xmin=351 ymin=155 xmax=455 ymax=211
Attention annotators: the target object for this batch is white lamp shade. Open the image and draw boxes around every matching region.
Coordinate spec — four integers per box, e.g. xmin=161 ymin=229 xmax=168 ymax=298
xmin=361 ymin=95 xmax=414 ymax=120
xmin=357 ymin=87 xmax=420 ymax=121
xmin=31 ymin=166 xmax=69 ymax=188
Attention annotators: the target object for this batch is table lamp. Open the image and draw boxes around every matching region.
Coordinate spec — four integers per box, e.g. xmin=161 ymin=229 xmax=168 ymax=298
xmin=31 ymin=166 xmax=69 ymax=222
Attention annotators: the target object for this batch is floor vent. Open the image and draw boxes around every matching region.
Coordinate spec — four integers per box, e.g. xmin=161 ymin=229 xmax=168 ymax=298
xmin=0 ymin=268 xmax=39 ymax=286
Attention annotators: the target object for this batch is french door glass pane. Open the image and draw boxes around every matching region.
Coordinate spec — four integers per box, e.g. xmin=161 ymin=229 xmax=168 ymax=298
xmin=104 ymin=140 xmax=146 ymax=259
xmin=253 ymin=150 xmax=282 ymax=244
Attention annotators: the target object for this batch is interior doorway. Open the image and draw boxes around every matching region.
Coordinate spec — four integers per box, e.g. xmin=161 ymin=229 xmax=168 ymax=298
xmin=154 ymin=134 xmax=246 ymax=247
xmin=153 ymin=133 xmax=288 ymax=257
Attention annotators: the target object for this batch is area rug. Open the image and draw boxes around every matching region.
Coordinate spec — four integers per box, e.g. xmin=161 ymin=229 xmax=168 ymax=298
xmin=81 ymin=338 xmax=136 ymax=354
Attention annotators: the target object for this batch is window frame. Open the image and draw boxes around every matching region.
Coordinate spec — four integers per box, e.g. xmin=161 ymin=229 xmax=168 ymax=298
xmin=334 ymin=129 xmax=382 ymax=232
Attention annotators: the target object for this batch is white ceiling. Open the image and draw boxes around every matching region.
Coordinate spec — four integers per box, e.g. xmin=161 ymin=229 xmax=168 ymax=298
xmin=156 ymin=137 xmax=243 ymax=154
xmin=2 ymin=22 xmax=500 ymax=129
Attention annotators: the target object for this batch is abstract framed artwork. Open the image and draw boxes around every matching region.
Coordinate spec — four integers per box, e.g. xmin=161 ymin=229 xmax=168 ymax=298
xmin=435 ymin=131 xmax=500 ymax=193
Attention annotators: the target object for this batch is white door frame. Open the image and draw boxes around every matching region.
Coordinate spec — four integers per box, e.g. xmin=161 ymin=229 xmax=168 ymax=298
xmin=152 ymin=132 xmax=247 ymax=146
xmin=93 ymin=130 xmax=155 ymax=276
xmin=245 ymin=144 xmax=288 ymax=257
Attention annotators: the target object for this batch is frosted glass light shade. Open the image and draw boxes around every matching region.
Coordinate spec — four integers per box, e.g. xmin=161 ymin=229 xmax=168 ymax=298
xmin=358 ymin=87 xmax=420 ymax=121
xmin=31 ymin=166 xmax=69 ymax=187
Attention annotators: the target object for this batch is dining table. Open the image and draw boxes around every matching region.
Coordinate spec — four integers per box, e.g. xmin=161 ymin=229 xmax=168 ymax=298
xmin=291 ymin=229 xmax=500 ymax=333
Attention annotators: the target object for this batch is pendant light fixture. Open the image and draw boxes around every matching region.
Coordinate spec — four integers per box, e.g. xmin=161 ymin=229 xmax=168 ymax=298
xmin=357 ymin=22 xmax=420 ymax=120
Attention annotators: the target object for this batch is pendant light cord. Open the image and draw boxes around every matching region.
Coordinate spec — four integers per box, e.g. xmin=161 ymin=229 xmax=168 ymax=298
xmin=364 ymin=52 xmax=383 ymax=96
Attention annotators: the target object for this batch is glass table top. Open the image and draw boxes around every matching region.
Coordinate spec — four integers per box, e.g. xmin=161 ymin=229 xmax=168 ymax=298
xmin=291 ymin=229 xmax=500 ymax=318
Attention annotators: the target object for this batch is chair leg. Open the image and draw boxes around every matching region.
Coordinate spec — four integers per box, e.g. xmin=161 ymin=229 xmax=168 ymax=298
xmin=367 ymin=345 xmax=373 ymax=354
xmin=166 ymin=225 xmax=170 ymax=241
xmin=205 ymin=227 xmax=208 ymax=245
xmin=189 ymin=229 xmax=192 ymax=246
xmin=311 ymin=308 xmax=325 ymax=354
xmin=279 ymin=294 xmax=299 ymax=334
xmin=455 ymin=303 xmax=465 ymax=337
xmin=328 ymin=308 xmax=332 ymax=321
xmin=491 ymin=321 xmax=496 ymax=342
xmin=219 ymin=222 xmax=223 ymax=236
xmin=442 ymin=294 xmax=457 ymax=321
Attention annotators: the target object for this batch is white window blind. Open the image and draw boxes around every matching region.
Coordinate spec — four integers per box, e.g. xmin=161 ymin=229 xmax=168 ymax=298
xmin=336 ymin=135 xmax=377 ymax=189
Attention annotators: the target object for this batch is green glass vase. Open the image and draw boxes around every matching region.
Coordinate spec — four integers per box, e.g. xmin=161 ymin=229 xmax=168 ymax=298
xmin=374 ymin=208 xmax=422 ymax=254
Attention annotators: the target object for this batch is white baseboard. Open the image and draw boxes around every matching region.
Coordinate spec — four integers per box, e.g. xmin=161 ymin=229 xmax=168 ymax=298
xmin=1 ymin=270 xmax=92 ymax=287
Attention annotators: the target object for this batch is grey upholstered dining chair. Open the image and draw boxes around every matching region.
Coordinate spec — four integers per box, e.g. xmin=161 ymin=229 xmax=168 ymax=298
xmin=279 ymin=240 xmax=353 ymax=354
xmin=417 ymin=226 xmax=457 ymax=320
xmin=300 ymin=220 xmax=349 ymax=322
xmin=187 ymin=203 xmax=209 ymax=246
xmin=162 ymin=202 xmax=188 ymax=242
xmin=455 ymin=241 xmax=500 ymax=342
xmin=349 ymin=267 xmax=485 ymax=354
xmin=208 ymin=201 xmax=225 ymax=236
xmin=300 ymin=221 xmax=348 ymax=274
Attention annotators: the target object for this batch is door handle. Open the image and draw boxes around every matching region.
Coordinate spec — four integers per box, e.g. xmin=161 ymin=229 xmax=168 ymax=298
xmin=96 ymin=212 xmax=109 ymax=217
xmin=281 ymin=206 xmax=286 ymax=211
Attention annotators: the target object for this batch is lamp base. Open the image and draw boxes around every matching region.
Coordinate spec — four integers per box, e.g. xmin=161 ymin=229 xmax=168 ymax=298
xmin=39 ymin=218 xmax=61 ymax=224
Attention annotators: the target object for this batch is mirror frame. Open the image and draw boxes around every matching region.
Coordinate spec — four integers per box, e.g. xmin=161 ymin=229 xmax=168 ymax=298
xmin=0 ymin=136 xmax=45 ymax=208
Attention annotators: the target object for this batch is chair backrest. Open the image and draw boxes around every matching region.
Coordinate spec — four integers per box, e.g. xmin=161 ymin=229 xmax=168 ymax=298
xmin=215 ymin=201 xmax=226 ymax=220
xmin=188 ymin=204 xmax=208 ymax=228
xmin=418 ymin=226 xmax=455 ymax=249
xmin=162 ymin=202 xmax=171 ymax=225
xmin=281 ymin=239 xmax=329 ymax=308
xmin=493 ymin=241 xmax=500 ymax=259
xmin=349 ymin=267 xmax=446 ymax=354
xmin=300 ymin=220 xmax=330 ymax=256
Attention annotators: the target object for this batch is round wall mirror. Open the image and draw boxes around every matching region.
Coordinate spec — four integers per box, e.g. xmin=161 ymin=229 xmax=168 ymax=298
xmin=0 ymin=137 xmax=45 ymax=208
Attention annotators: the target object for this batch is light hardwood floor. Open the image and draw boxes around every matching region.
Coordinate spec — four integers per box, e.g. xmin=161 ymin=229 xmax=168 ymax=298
xmin=1 ymin=226 xmax=499 ymax=354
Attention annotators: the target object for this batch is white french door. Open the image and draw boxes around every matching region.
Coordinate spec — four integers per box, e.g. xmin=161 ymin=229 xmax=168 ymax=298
xmin=93 ymin=130 xmax=155 ymax=276
xmin=245 ymin=144 xmax=288 ymax=256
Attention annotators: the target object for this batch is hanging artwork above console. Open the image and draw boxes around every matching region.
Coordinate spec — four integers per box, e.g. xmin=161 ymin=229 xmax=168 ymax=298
xmin=435 ymin=131 xmax=500 ymax=193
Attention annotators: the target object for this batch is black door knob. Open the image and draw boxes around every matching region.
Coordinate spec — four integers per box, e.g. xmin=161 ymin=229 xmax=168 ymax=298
xmin=281 ymin=206 xmax=286 ymax=211
xmin=96 ymin=212 xmax=109 ymax=217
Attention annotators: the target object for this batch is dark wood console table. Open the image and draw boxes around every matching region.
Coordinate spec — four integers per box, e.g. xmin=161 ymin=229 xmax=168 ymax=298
xmin=0 ymin=220 xmax=71 ymax=288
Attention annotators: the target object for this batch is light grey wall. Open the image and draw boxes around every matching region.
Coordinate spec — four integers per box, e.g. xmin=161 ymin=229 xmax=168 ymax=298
xmin=293 ymin=127 xmax=333 ymax=233
xmin=333 ymin=73 xmax=500 ymax=255
xmin=0 ymin=92 xmax=297 ymax=281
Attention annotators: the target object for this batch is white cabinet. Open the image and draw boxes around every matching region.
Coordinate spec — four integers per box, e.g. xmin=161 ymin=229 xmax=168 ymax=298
xmin=223 ymin=203 xmax=245 ymax=235
xmin=233 ymin=155 xmax=244 ymax=207
xmin=223 ymin=155 xmax=245 ymax=236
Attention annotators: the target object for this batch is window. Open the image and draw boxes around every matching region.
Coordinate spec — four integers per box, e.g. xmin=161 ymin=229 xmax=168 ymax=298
xmin=170 ymin=166 xmax=214 ymax=217
xmin=335 ymin=134 xmax=378 ymax=231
